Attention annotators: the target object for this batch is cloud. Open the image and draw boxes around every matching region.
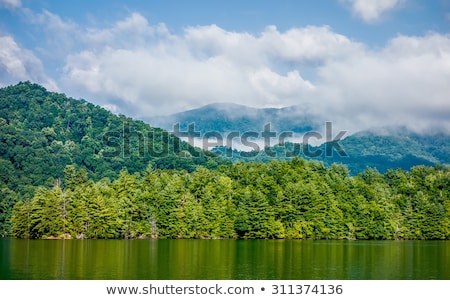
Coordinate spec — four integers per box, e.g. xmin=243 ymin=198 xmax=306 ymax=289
xmin=58 ymin=13 xmax=450 ymax=134
xmin=63 ymin=19 xmax=364 ymax=119
xmin=0 ymin=0 xmax=21 ymax=9
xmin=315 ymin=32 xmax=450 ymax=133
xmin=340 ymin=0 xmax=405 ymax=23
xmin=0 ymin=35 xmax=58 ymax=91
xmin=1 ymin=10 xmax=449 ymax=134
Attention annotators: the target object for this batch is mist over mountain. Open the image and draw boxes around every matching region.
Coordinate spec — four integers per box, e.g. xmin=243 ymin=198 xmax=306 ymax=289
xmin=1 ymin=82 xmax=448 ymax=193
xmin=149 ymin=102 xmax=318 ymax=134
xmin=154 ymin=103 xmax=449 ymax=175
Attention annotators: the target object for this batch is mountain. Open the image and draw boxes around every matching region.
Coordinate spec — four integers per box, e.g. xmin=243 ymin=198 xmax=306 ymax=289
xmin=150 ymin=102 xmax=449 ymax=174
xmin=149 ymin=102 xmax=317 ymax=134
xmin=217 ymin=128 xmax=450 ymax=175
xmin=321 ymin=129 xmax=449 ymax=174
xmin=0 ymin=82 xmax=226 ymax=189
xmin=0 ymin=82 xmax=227 ymax=235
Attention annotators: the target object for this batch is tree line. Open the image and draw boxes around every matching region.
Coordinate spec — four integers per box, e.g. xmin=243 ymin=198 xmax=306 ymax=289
xmin=10 ymin=159 xmax=450 ymax=240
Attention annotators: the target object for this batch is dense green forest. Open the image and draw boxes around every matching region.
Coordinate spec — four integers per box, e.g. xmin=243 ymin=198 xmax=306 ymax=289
xmin=0 ymin=82 xmax=226 ymax=235
xmin=10 ymin=160 xmax=450 ymax=240
xmin=1 ymin=82 xmax=450 ymax=239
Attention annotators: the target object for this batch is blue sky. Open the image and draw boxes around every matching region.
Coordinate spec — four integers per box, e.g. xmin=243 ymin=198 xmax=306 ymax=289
xmin=0 ymin=0 xmax=449 ymax=133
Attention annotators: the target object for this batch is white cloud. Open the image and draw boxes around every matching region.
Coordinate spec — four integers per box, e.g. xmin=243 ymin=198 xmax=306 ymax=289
xmin=58 ymin=13 xmax=450 ymax=134
xmin=0 ymin=35 xmax=58 ymax=91
xmin=249 ymin=69 xmax=314 ymax=106
xmin=0 ymin=0 xmax=21 ymax=9
xmin=315 ymin=32 xmax=450 ymax=133
xmin=84 ymin=13 xmax=169 ymax=48
xmin=65 ymin=20 xmax=346 ymax=117
xmin=1 ymin=10 xmax=448 ymax=134
xmin=260 ymin=25 xmax=365 ymax=62
xmin=341 ymin=0 xmax=405 ymax=23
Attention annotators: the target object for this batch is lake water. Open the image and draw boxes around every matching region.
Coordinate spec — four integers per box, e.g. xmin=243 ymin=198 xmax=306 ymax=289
xmin=1 ymin=239 xmax=449 ymax=280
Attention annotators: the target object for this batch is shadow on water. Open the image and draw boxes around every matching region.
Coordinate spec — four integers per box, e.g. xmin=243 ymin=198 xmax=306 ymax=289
xmin=1 ymin=238 xmax=449 ymax=279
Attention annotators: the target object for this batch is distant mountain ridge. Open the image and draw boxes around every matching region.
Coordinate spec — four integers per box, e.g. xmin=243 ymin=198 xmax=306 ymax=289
xmin=321 ymin=129 xmax=450 ymax=174
xmin=150 ymin=102 xmax=449 ymax=174
xmin=215 ymin=128 xmax=450 ymax=175
xmin=149 ymin=102 xmax=317 ymax=134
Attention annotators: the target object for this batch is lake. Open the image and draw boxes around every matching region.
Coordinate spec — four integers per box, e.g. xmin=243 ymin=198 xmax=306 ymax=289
xmin=1 ymin=239 xmax=449 ymax=280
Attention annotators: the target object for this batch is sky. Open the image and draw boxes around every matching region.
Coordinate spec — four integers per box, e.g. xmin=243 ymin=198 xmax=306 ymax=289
xmin=0 ymin=0 xmax=449 ymax=134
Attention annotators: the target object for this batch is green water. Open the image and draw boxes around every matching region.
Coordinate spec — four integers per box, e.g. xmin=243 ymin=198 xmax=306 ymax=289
xmin=1 ymin=239 xmax=449 ymax=279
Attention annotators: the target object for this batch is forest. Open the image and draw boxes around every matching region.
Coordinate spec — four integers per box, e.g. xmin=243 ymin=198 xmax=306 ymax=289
xmin=1 ymin=82 xmax=450 ymax=240
xmin=10 ymin=160 xmax=450 ymax=240
xmin=0 ymin=82 xmax=226 ymax=235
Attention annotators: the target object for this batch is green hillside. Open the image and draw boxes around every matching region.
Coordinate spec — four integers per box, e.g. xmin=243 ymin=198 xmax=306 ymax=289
xmin=10 ymin=159 xmax=450 ymax=240
xmin=0 ymin=82 xmax=226 ymax=235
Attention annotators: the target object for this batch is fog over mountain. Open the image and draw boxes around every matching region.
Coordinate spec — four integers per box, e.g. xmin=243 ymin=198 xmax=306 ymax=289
xmin=150 ymin=102 xmax=318 ymax=135
xmin=148 ymin=102 xmax=450 ymax=171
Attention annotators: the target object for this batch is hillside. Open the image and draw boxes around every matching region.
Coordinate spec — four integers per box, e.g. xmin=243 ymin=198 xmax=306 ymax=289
xmin=0 ymin=82 xmax=227 ymax=235
xmin=10 ymin=158 xmax=450 ymax=240
xmin=321 ymin=130 xmax=450 ymax=174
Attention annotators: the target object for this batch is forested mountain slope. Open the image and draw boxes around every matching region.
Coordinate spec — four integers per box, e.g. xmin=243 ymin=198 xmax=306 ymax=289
xmin=150 ymin=102 xmax=449 ymax=175
xmin=0 ymin=82 xmax=226 ymax=235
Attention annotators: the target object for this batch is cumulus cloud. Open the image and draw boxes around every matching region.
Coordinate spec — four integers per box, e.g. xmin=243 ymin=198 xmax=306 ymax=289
xmin=0 ymin=35 xmax=58 ymax=91
xmin=341 ymin=0 xmax=405 ymax=23
xmin=57 ymin=13 xmax=450 ymax=134
xmin=315 ymin=33 xmax=450 ymax=133
xmin=63 ymin=19 xmax=365 ymax=119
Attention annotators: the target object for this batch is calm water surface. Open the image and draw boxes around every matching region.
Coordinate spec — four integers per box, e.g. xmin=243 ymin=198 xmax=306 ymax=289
xmin=1 ymin=239 xmax=449 ymax=279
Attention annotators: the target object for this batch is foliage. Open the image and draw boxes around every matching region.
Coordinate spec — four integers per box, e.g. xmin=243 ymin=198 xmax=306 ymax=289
xmin=10 ymin=161 xmax=450 ymax=240
xmin=2 ymin=82 xmax=449 ymax=239
xmin=0 ymin=82 xmax=227 ymax=230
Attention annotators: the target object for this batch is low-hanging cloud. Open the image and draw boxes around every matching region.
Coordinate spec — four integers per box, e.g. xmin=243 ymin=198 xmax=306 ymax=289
xmin=316 ymin=33 xmax=450 ymax=133
xmin=62 ymin=16 xmax=361 ymax=117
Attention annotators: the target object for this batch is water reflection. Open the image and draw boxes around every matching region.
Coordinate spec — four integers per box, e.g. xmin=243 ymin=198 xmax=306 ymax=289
xmin=1 ymin=239 xmax=449 ymax=279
